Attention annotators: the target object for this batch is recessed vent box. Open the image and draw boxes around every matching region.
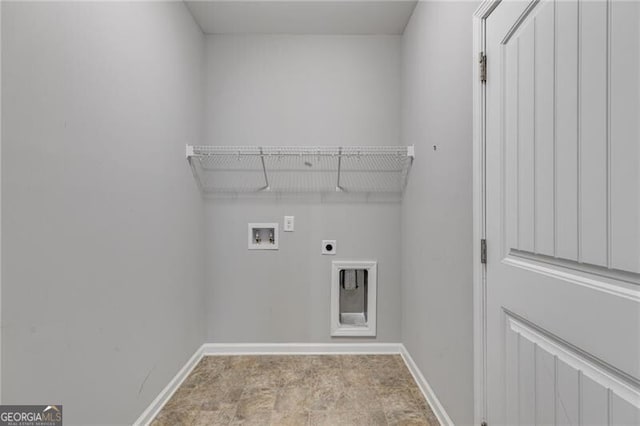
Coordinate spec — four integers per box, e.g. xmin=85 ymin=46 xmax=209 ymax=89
xmin=331 ymin=260 xmax=377 ymax=337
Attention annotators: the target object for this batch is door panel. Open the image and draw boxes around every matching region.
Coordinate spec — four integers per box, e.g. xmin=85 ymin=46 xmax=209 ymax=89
xmin=534 ymin=348 xmax=555 ymax=425
xmin=579 ymin=0 xmax=608 ymax=267
xmin=582 ymin=374 xmax=609 ymax=426
xmin=610 ymin=0 xmax=640 ymax=273
xmin=534 ymin=1 xmax=554 ymax=257
xmin=506 ymin=312 xmax=640 ymax=425
xmin=498 ymin=0 xmax=640 ymax=271
xmin=556 ymin=358 xmax=580 ymax=425
xmin=554 ymin=0 xmax=579 ymax=262
xmin=484 ymin=0 xmax=640 ymax=424
xmin=517 ymin=20 xmax=536 ymax=253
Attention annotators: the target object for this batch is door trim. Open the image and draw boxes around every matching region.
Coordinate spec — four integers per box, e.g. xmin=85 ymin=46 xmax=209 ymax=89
xmin=472 ymin=1 xmax=501 ymax=425
xmin=505 ymin=309 xmax=640 ymax=405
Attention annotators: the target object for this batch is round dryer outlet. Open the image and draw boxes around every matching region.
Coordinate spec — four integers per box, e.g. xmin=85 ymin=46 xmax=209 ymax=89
xmin=322 ymin=240 xmax=337 ymax=255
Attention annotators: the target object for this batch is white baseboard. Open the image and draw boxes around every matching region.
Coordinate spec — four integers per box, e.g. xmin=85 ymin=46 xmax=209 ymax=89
xmin=399 ymin=344 xmax=454 ymax=426
xmin=133 ymin=345 xmax=205 ymax=426
xmin=200 ymin=342 xmax=402 ymax=355
xmin=134 ymin=342 xmax=453 ymax=426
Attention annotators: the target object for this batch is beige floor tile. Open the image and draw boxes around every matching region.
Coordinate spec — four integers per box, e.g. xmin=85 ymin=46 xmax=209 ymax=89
xmin=385 ymin=409 xmax=433 ymax=426
xmin=370 ymin=368 xmax=416 ymax=388
xmin=375 ymin=386 xmax=429 ymax=412
xmin=279 ymin=367 xmax=313 ymax=388
xmin=150 ymin=407 xmax=198 ymax=426
xmin=305 ymin=384 xmax=343 ymax=411
xmin=342 ymin=355 xmax=400 ymax=371
xmin=309 ymin=410 xmax=387 ymax=426
xmin=193 ymin=407 xmax=237 ymax=426
xmin=151 ymin=355 xmax=439 ymax=426
xmin=342 ymin=367 xmax=375 ymax=388
xmin=231 ymin=409 xmax=272 ymax=425
xmin=236 ymin=387 xmax=278 ymax=417
xmin=332 ymin=386 xmax=381 ymax=411
xmin=302 ymin=355 xmax=343 ymax=371
xmin=198 ymin=390 xmax=240 ymax=412
xmin=269 ymin=410 xmax=309 ymax=426
xmin=274 ymin=386 xmax=312 ymax=412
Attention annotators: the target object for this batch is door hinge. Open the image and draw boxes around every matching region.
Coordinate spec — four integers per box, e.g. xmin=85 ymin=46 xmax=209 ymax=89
xmin=481 ymin=239 xmax=487 ymax=264
xmin=479 ymin=52 xmax=487 ymax=83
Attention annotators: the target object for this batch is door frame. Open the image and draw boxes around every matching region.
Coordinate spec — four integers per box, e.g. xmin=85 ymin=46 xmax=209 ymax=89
xmin=472 ymin=1 xmax=501 ymax=425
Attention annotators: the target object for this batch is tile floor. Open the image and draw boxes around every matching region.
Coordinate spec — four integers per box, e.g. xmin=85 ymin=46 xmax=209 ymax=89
xmin=151 ymin=355 xmax=439 ymax=426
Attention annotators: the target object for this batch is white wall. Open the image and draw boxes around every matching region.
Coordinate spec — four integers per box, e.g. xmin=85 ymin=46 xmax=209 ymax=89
xmin=1 ymin=2 xmax=205 ymax=424
xmin=1 ymin=2 xmax=481 ymax=422
xmin=204 ymin=35 xmax=402 ymax=343
xmin=401 ymin=2 xmax=477 ymax=424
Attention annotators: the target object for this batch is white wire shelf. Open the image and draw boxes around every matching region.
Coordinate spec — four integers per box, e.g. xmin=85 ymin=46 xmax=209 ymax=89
xmin=186 ymin=145 xmax=414 ymax=194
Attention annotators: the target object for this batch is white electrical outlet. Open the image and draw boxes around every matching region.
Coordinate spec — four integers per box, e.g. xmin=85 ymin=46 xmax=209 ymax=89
xmin=284 ymin=216 xmax=295 ymax=232
xmin=322 ymin=240 xmax=337 ymax=255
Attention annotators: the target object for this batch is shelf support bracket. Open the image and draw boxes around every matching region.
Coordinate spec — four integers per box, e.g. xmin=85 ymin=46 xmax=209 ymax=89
xmin=336 ymin=147 xmax=345 ymax=192
xmin=185 ymin=145 xmax=204 ymax=193
xmin=402 ymin=145 xmax=415 ymax=190
xmin=407 ymin=145 xmax=415 ymax=159
xmin=185 ymin=144 xmax=195 ymax=159
xmin=259 ymin=147 xmax=270 ymax=191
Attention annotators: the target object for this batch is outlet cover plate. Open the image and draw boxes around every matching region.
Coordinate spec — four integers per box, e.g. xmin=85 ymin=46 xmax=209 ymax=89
xmin=284 ymin=216 xmax=294 ymax=232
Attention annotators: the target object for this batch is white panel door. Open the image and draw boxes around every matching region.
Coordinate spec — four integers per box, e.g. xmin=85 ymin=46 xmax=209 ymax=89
xmin=484 ymin=0 xmax=640 ymax=424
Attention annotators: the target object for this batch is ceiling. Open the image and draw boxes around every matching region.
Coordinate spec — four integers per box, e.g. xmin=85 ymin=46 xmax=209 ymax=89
xmin=184 ymin=1 xmax=418 ymax=35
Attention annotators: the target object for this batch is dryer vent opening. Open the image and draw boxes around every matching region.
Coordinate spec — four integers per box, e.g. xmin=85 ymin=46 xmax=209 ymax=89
xmin=331 ymin=261 xmax=377 ymax=337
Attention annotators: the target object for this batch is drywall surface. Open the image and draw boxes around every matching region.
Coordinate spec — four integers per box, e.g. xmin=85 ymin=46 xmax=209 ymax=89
xmin=1 ymin=2 xmax=205 ymax=424
xmin=204 ymin=35 xmax=402 ymax=342
xmin=401 ymin=2 xmax=477 ymax=424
